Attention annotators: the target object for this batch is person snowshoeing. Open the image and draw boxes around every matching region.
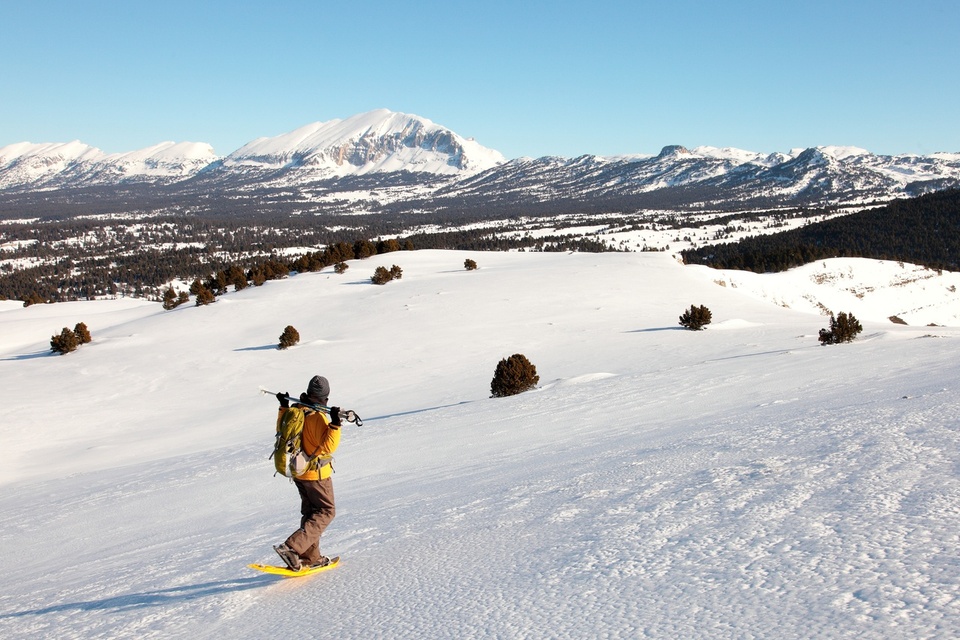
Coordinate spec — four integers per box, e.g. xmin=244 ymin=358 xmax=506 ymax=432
xmin=273 ymin=374 xmax=342 ymax=571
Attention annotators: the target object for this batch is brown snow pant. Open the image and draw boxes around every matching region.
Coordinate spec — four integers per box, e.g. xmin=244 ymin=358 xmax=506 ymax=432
xmin=285 ymin=476 xmax=335 ymax=564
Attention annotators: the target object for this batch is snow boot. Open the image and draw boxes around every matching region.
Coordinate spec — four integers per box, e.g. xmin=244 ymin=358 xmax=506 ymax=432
xmin=273 ymin=543 xmax=302 ymax=571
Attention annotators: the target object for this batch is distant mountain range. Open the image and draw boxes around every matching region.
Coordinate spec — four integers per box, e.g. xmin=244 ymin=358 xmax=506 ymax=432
xmin=2 ymin=109 xmax=959 ymax=214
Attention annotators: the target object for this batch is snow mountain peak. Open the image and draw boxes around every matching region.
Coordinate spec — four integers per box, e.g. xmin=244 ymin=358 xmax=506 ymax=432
xmin=0 ymin=110 xmax=505 ymax=190
xmin=657 ymin=145 xmax=692 ymax=158
xmin=0 ymin=110 xmax=959 ymax=208
xmin=221 ymin=109 xmax=505 ymax=177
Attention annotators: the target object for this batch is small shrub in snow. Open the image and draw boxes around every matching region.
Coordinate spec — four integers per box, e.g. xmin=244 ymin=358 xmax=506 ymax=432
xmin=74 ymin=322 xmax=92 ymax=345
xmin=371 ymin=266 xmax=393 ymax=285
xmin=491 ymin=353 xmax=540 ymax=398
xmin=464 ymin=259 xmax=478 ymax=271
xmin=371 ymin=264 xmax=404 ymax=285
xmin=334 ymin=262 xmax=349 ymax=274
xmin=819 ymin=312 xmax=863 ymax=345
xmin=278 ymin=325 xmax=300 ymax=350
xmin=679 ymin=304 xmax=712 ymax=331
xmin=50 ymin=327 xmax=80 ymax=355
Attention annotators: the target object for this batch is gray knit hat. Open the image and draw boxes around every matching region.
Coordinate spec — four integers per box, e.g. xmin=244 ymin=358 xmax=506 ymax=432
xmin=306 ymin=375 xmax=330 ymax=404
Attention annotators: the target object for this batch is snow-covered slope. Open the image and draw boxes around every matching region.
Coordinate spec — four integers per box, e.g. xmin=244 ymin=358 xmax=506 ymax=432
xmin=706 ymin=258 xmax=960 ymax=326
xmin=99 ymin=141 xmax=218 ymax=177
xmin=0 ymin=141 xmax=103 ymax=189
xmin=0 ymin=140 xmax=217 ymax=189
xmin=1 ymin=251 xmax=958 ymax=638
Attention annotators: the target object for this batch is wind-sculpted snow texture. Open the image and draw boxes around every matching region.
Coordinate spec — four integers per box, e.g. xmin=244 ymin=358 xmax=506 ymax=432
xmin=0 ymin=251 xmax=958 ymax=638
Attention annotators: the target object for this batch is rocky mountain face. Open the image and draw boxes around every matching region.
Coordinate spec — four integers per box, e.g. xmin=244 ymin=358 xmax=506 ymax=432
xmin=210 ymin=109 xmax=505 ymax=181
xmin=1 ymin=110 xmax=958 ymax=215
xmin=426 ymin=146 xmax=960 ymax=214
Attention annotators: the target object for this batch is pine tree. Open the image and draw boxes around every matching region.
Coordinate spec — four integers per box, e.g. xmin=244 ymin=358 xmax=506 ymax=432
xmin=195 ymin=285 xmax=216 ymax=306
xmin=354 ymin=240 xmax=378 ymax=259
xmin=23 ymin=292 xmax=46 ymax=307
xmin=228 ymin=265 xmax=248 ymax=291
xmin=162 ymin=286 xmax=179 ymax=310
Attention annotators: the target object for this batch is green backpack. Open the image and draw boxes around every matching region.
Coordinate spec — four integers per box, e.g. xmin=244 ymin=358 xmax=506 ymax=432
xmin=271 ymin=407 xmax=313 ymax=477
xmin=272 ymin=406 xmax=335 ymax=478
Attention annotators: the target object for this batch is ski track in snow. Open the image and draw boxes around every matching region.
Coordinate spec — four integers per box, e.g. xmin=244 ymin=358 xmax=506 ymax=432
xmin=0 ymin=251 xmax=958 ymax=639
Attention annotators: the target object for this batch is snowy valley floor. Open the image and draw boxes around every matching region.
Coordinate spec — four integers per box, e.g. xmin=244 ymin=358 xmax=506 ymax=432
xmin=0 ymin=251 xmax=958 ymax=638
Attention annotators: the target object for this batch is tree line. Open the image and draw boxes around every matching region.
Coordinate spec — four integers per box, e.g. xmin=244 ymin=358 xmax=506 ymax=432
xmin=1 ymin=220 xmax=622 ymax=304
xmin=681 ymin=189 xmax=960 ymax=273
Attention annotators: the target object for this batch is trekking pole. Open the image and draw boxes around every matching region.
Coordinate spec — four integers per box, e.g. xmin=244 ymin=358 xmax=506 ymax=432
xmin=259 ymin=387 xmax=363 ymax=426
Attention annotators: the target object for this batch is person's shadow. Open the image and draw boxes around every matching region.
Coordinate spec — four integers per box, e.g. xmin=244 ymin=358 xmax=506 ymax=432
xmin=0 ymin=575 xmax=271 ymax=618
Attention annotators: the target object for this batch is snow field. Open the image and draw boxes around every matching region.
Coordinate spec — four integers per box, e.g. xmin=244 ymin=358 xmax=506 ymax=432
xmin=0 ymin=250 xmax=958 ymax=638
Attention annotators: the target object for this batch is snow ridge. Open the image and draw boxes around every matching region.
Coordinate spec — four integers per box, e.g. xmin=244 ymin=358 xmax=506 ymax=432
xmin=0 ymin=110 xmax=505 ymax=189
xmin=2 ymin=112 xmax=958 ymax=208
xmin=0 ymin=140 xmax=217 ymax=189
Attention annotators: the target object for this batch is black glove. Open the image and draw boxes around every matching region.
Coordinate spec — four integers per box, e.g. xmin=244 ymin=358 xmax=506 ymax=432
xmin=276 ymin=391 xmax=289 ymax=408
xmin=330 ymin=406 xmax=342 ymax=427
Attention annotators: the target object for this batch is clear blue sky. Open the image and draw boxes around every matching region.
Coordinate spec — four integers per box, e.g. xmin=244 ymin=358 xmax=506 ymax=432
xmin=2 ymin=0 xmax=958 ymax=158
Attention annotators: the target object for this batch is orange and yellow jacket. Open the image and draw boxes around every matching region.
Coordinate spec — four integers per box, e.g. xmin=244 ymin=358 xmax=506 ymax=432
xmin=278 ymin=407 xmax=341 ymax=481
